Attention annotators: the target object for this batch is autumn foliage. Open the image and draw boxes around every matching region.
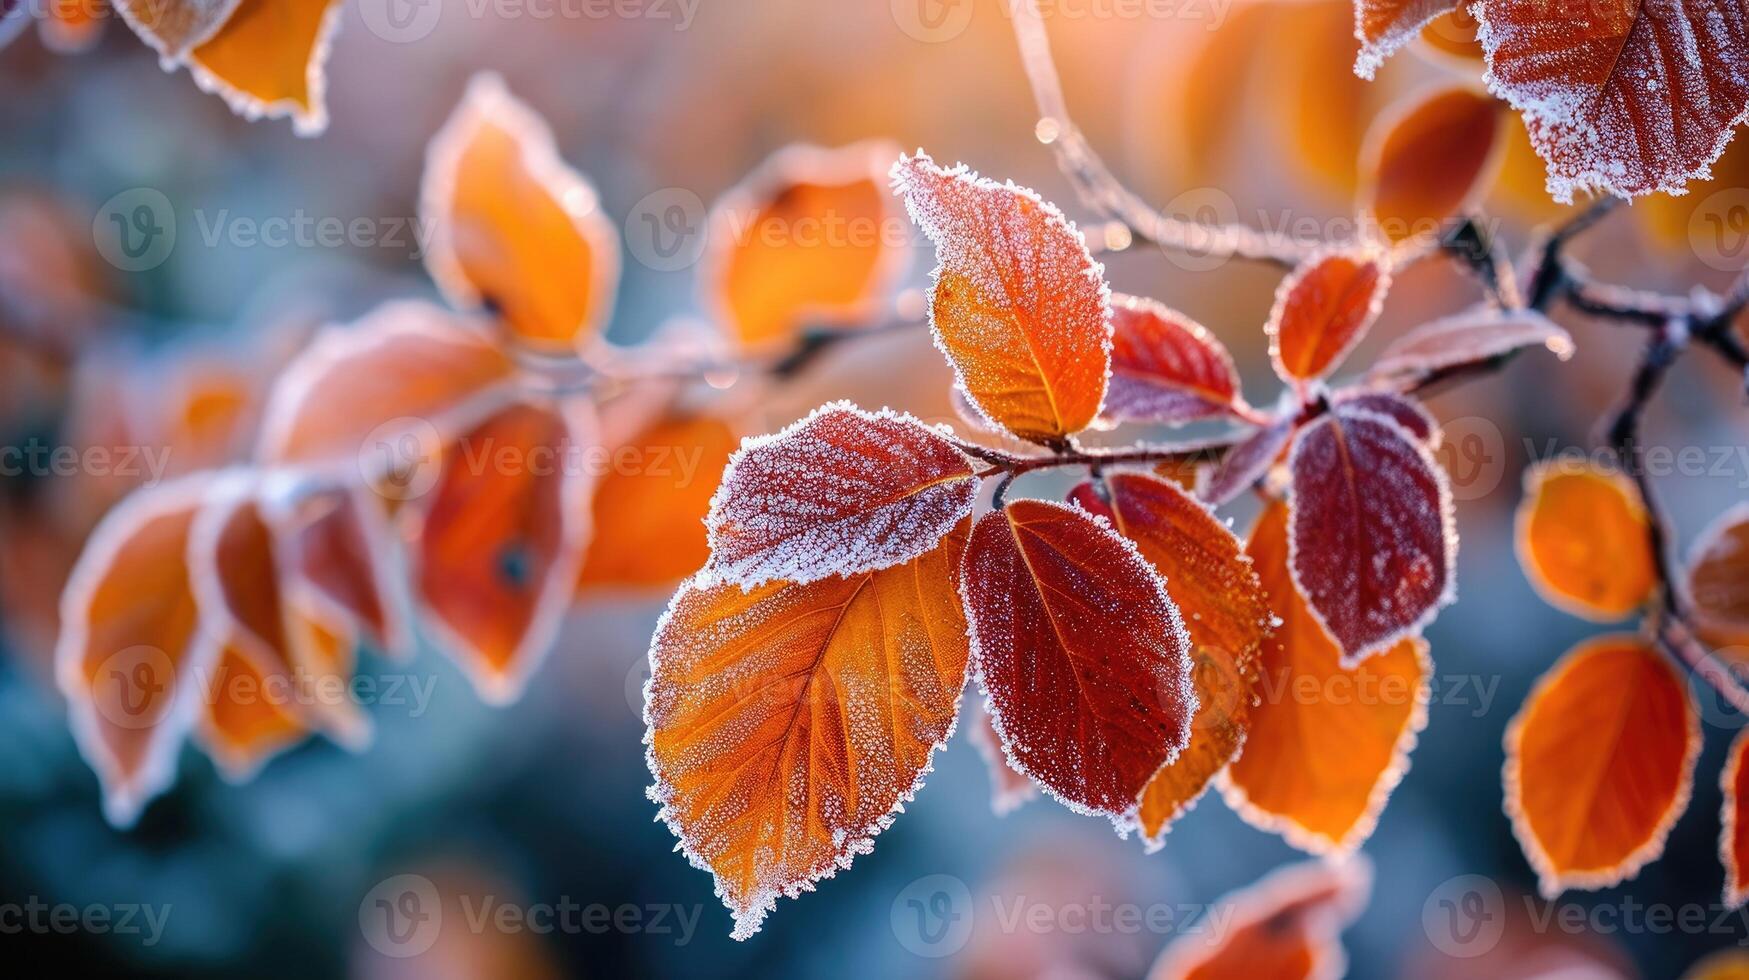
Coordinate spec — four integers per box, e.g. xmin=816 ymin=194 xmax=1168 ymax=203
xmin=17 ymin=0 xmax=1749 ymax=963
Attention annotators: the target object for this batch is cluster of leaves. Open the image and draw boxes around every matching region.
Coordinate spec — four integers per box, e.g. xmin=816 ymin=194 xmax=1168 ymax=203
xmin=1356 ymin=0 xmax=1749 ymax=201
xmin=52 ymin=73 xmax=914 ymax=826
xmin=1507 ymin=461 xmax=1749 ymax=901
xmin=642 ymin=148 xmax=1586 ymax=939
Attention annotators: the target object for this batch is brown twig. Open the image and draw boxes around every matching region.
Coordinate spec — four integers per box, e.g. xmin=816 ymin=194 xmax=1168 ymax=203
xmin=1009 ymin=0 xmax=1312 ymax=269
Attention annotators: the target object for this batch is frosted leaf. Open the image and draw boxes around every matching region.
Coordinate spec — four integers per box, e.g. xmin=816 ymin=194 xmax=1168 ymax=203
xmin=1688 ymin=503 xmax=1749 ymax=649
xmin=1368 ymin=307 xmax=1573 ymax=384
xmin=962 ymin=499 xmax=1195 ymax=819
xmin=706 ymin=402 xmax=978 ymax=588
xmin=1268 ymin=247 xmax=1392 ymax=385
xmin=1104 ymin=293 xmax=1247 ymax=425
xmin=1505 ymin=636 xmax=1699 ymax=897
xmin=1202 ymin=414 xmax=1297 ymax=506
xmin=1332 ymin=389 xmax=1439 ymax=446
xmin=55 ymin=474 xmax=221 ymax=827
xmin=412 ymin=398 xmax=597 ymax=705
xmin=256 ymin=299 xmax=517 ymax=468
xmin=422 ymin=72 xmax=620 ymax=355
xmin=1353 ymin=0 xmax=1465 ymax=78
xmin=891 ymin=151 xmax=1112 ymax=444
xmin=1070 ymin=473 xmax=1269 ymax=847
xmin=1146 ymin=856 xmax=1373 ymax=979
xmin=1288 ymin=404 xmax=1456 ymax=665
xmin=645 ymin=524 xmax=971 ymax=940
xmin=1475 ymin=0 xmax=1749 ymax=201
xmin=1222 ymin=502 xmax=1431 ymax=854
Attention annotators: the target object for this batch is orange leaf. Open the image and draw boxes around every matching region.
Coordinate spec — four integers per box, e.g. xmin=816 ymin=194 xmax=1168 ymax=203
xmin=413 ymin=398 xmax=595 ymax=704
xmin=1223 ymin=501 xmax=1429 ymax=854
xmin=1475 ymin=0 xmax=1749 ymax=201
xmin=1105 ymin=294 xmax=1246 ymax=425
xmin=423 ymin=73 xmax=621 ymax=356
xmin=1268 ymin=249 xmax=1391 ymax=384
xmin=1515 ymin=459 xmax=1657 ymax=620
xmin=55 ymin=475 xmax=216 ymax=827
xmin=1687 ymin=949 xmax=1749 ymax=980
xmin=187 ymin=475 xmax=313 ymax=779
xmin=1289 ymin=401 xmax=1455 ymax=664
xmin=1069 ymin=473 xmax=1269 ymax=846
xmin=892 ymin=152 xmax=1111 ymax=444
xmin=1353 ymin=0 xmax=1463 ymax=78
xmin=184 ymin=0 xmax=343 ymax=135
xmin=1360 ymin=84 xmax=1507 ymax=243
xmin=645 ymin=522 xmax=971 ymax=940
xmin=1722 ymin=727 xmax=1749 ymax=907
xmin=257 ymin=300 xmax=517 ymax=468
xmin=576 ymin=411 xmax=737 ymax=591
xmin=963 ymin=499 xmax=1194 ymax=818
xmin=703 ymin=141 xmax=909 ymax=351
xmin=705 ymin=402 xmax=977 ymax=587
xmin=1147 ymin=856 xmax=1372 ymax=980
xmin=1505 ymin=635 xmax=1698 ymax=896
xmin=1688 ymin=504 xmax=1749 ymax=650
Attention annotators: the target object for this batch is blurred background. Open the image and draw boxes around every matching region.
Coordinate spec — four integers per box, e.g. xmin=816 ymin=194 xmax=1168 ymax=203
xmin=2 ymin=0 xmax=1748 ymax=975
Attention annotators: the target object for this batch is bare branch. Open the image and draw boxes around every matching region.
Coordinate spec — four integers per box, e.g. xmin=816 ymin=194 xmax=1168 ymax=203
xmin=1009 ymin=0 xmax=1312 ymax=268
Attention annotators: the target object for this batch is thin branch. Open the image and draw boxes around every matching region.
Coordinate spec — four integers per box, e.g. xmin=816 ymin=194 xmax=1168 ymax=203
xmin=1009 ymin=0 xmax=1312 ymax=268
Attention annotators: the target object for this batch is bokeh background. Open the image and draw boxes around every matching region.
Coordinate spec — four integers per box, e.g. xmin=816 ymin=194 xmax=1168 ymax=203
xmin=2 ymin=0 xmax=1748 ymax=976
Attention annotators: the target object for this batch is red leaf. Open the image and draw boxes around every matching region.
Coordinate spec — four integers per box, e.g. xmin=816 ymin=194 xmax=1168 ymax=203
xmin=1072 ymin=472 xmax=1270 ymax=846
xmin=705 ymin=402 xmax=978 ymax=587
xmin=891 ymin=151 xmax=1111 ymax=443
xmin=1289 ymin=403 xmax=1455 ymax=664
xmin=1268 ymin=248 xmax=1392 ymax=384
xmin=1105 ymin=294 xmax=1245 ymax=425
xmin=413 ymin=398 xmax=595 ymax=704
xmin=1202 ymin=415 xmax=1296 ymax=506
xmin=1723 ymin=727 xmax=1749 ymax=906
xmin=1369 ymin=307 xmax=1573 ymax=385
xmin=1353 ymin=0 xmax=1464 ymax=78
xmin=1475 ymin=0 xmax=1749 ymax=201
xmin=963 ymin=499 xmax=1194 ymax=818
xmin=1332 ymin=390 xmax=1438 ymax=445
